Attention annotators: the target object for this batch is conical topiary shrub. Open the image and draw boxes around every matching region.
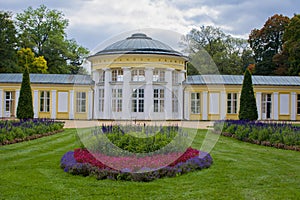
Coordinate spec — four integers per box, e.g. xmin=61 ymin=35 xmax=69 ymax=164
xmin=17 ymin=66 xmax=34 ymax=119
xmin=238 ymin=69 xmax=258 ymax=120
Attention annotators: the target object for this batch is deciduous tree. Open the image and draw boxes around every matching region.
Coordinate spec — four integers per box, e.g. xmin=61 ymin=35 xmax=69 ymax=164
xmin=248 ymin=14 xmax=290 ymax=75
xmin=17 ymin=48 xmax=47 ymax=73
xmin=16 ymin=5 xmax=89 ymax=74
xmin=0 ymin=11 xmax=19 ymax=72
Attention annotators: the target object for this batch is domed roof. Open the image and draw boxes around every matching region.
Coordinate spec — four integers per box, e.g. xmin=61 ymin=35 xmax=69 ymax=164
xmin=94 ymin=33 xmax=183 ymax=57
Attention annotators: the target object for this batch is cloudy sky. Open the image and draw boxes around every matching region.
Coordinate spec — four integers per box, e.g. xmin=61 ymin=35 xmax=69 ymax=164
xmin=1 ymin=0 xmax=299 ymax=53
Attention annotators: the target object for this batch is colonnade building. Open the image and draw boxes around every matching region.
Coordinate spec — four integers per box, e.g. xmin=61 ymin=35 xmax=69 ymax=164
xmin=0 ymin=33 xmax=300 ymax=121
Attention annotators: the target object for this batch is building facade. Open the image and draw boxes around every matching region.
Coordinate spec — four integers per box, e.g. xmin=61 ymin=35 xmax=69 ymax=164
xmin=0 ymin=33 xmax=300 ymax=121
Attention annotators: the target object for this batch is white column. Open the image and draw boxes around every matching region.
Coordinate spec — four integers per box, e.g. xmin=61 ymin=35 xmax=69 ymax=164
xmin=273 ymin=92 xmax=279 ymax=120
xmin=122 ymin=67 xmax=131 ymax=120
xmin=33 ymin=90 xmax=38 ymax=118
xmin=51 ymin=90 xmax=56 ymax=119
xmin=202 ymin=91 xmax=208 ymax=120
xmin=291 ymin=92 xmax=296 ymax=121
xmin=69 ymin=90 xmax=74 ymax=119
xmin=165 ymin=68 xmax=173 ymax=120
xmin=177 ymin=70 xmax=185 ymax=120
xmin=184 ymin=90 xmax=189 ymax=120
xmin=145 ymin=67 xmax=154 ymax=120
xmin=93 ymin=70 xmax=99 ymax=119
xmin=88 ymin=90 xmax=93 ymax=120
xmin=0 ymin=89 xmax=3 ymax=118
xmin=103 ymin=68 xmax=111 ymax=119
xmin=15 ymin=90 xmax=20 ymax=117
xmin=220 ymin=91 xmax=226 ymax=120
xmin=256 ymin=92 xmax=262 ymax=120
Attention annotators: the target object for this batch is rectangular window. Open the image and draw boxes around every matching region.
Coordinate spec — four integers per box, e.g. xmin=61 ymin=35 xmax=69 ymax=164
xmin=112 ymin=69 xmax=123 ymax=82
xmin=191 ymin=93 xmax=200 ymax=114
xmin=153 ymin=89 xmax=164 ymax=112
xmin=297 ymin=94 xmax=300 ymax=115
xmin=76 ymin=92 xmax=86 ymax=113
xmin=172 ymin=89 xmax=178 ymax=113
xmin=153 ymin=69 xmax=165 ymax=82
xmin=112 ymin=89 xmax=122 ymax=112
xmin=132 ymin=89 xmax=144 ymax=112
xmin=227 ymin=93 xmax=237 ymax=114
xmin=99 ymin=89 xmax=104 ymax=112
xmin=99 ymin=70 xmax=105 ymax=83
xmin=5 ymin=91 xmax=14 ymax=113
xmin=172 ymin=70 xmax=178 ymax=84
xmin=131 ymin=69 xmax=145 ymax=81
xmin=40 ymin=91 xmax=50 ymax=112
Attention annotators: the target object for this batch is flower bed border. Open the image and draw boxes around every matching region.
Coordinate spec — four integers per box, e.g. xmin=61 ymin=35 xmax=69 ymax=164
xmin=0 ymin=129 xmax=64 ymax=146
xmin=60 ymin=149 xmax=213 ymax=182
xmin=220 ymin=131 xmax=300 ymax=152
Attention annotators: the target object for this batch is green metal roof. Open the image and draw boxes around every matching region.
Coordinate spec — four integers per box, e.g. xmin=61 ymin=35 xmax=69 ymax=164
xmin=0 ymin=74 xmax=93 ymax=85
xmin=185 ymin=75 xmax=300 ymax=86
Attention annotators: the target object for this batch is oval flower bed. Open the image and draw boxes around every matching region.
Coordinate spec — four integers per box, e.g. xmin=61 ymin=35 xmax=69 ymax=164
xmin=60 ymin=147 xmax=213 ymax=182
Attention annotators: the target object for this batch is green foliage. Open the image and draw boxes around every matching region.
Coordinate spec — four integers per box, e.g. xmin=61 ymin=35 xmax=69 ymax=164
xmin=215 ymin=120 xmax=300 ymax=147
xmin=238 ymin=69 xmax=258 ymax=120
xmin=16 ymin=5 xmax=89 ymax=74
xmin=17 ymin=47 xmax=48 ymax=73
xmin=0 ymin=11 xmax=19 ymax=72
xmin=17 ymin=67 xmax=34 ymax=119
xmin=0 ymin=119 xmax=64 ymax=143
xmin=249 ymin=14 xmax=290 ymax=75
xmin=282 ymin=14 xmax=300 ymax=75
xmin=184 ymin=25 xmax=253 ymax=75
xmin=82 ymin=125 xmax=191 ymax=156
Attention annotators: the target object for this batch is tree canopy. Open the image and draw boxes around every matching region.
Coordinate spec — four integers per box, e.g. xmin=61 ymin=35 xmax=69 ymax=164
xmin=183 ymin=26 xmax=254 ymax=75
xmin=248 ymin=14 xmax=290 ymax=75
xmin=0 ymin=11 xmax=19 ymax=73
xmin=0 ymin=5 xmax=89 ymax=74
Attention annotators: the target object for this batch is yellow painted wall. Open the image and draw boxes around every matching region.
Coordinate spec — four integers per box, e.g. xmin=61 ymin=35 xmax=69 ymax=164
xmin=89 ymin=54 xmax=186 ymax=71
xmin=0 ymin=83 xmax=92 ymax=120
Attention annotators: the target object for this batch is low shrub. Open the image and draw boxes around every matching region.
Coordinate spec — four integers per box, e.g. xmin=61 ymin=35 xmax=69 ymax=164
xmin=214 ymin=120 xmax=300 ymax=151
xmin=0 ymin=119 xmax=64 ymax=144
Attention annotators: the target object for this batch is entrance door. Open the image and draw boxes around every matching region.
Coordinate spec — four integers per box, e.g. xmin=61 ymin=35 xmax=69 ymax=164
xmin=262 ymin=93 xmax=272 ymax=120
xmin=4 ymin=91 xmax=15 ymax=118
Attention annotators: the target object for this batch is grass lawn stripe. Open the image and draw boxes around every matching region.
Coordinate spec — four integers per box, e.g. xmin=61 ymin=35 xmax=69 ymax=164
xmin=0 ymin=128 xmax=299 ymax=200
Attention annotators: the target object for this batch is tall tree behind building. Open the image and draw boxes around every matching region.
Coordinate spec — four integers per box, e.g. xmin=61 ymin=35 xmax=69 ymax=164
xmin=248 ymin=14 xmax=290 ymax=75
xmin=0 ymin=11 xmax=19 ymax=72
xmin=183 ymin=26 xmax=253 ymax=75
xmin=15 ymin=5 xmax=89 ymax=74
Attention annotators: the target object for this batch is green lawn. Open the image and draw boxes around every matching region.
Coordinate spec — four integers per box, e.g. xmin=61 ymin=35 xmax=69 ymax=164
xmin=0 ymin=128 xmax=299 ymax=200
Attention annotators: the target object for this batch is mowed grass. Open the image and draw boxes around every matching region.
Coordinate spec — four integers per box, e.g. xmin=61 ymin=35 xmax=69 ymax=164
xmin=0 ymin=128 xmax=299 ymax=200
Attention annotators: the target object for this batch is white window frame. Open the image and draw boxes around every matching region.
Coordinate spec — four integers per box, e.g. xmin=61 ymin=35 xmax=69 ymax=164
xmin=112 ymin=89 xmax=122 ymax=112
xmin=131 ymin=69 xmax=145 ymax=82
xmin=153 ymin=88 xmax=164 ymax=112
xmin=153 ymin=69 xmax=165 ymax=82
xmin=99 ymin=70 xmax=105 ymax=83
xmin=227 ymin=93 xmax=237 ymax=114
xmin=112 ymin=69 xmax=123 ymax=82
xmin=172 ymin=89 xmax=178 ymax=113
xmin=191 ymin=93 xmax=200 ymax=114
xmin=132 ymin=89 xmax=144 ymax=112
xmin=297 ymin=94 xmax=300 ymax=115
xmin=76 ymin=92 xmax=86 ymax=113
xmin=99 ymin=89 xmax=104 ymax=112
xmin=172 ymin=70 xmax=178 ymax=84
xmin=40 ymin=91 xmax=50 ymax=112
